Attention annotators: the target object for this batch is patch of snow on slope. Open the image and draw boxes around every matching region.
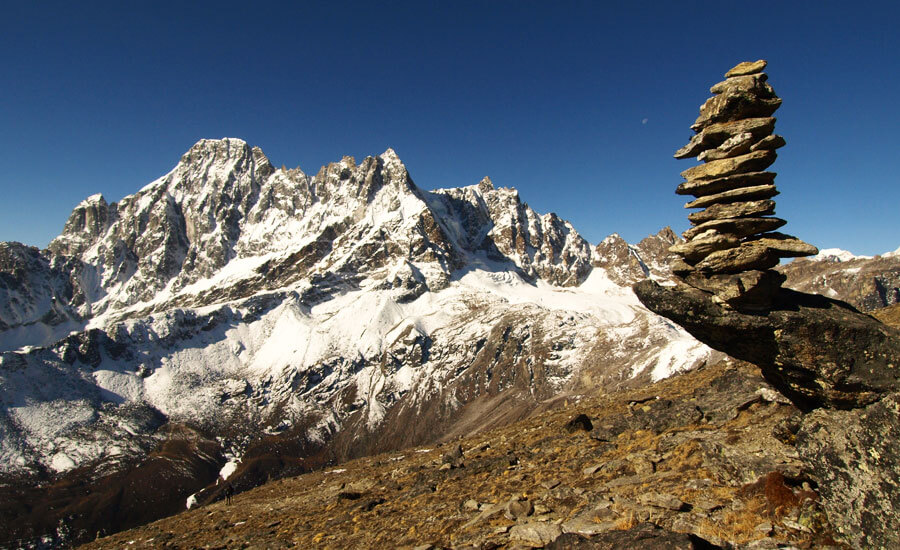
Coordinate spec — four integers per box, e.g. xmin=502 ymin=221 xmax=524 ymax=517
xmin=0 ymin=320 xmax=85 ymax=353
xmin=647 ymin=337 xmax=710 ymax=381
xmin=93 ymin=368 xmax=144 ymax=403
xmin=455 ymin=266 xmax=637 ymax=325
xmin=219 ymin=458 xmax=239 ymax=480
xmin=1 ymin=258 xmax=714 ymax=475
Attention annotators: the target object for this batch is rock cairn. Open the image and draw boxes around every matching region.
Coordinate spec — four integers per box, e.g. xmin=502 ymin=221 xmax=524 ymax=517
xmin=669 ymin=60 xmax=818 ymax=310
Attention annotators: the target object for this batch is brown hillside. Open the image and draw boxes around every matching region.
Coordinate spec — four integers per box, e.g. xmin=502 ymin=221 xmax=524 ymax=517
xmin=872 ymin=303 xmax=900 ymax=328
xmin=80 ymin=360 xmax=846 ymax=549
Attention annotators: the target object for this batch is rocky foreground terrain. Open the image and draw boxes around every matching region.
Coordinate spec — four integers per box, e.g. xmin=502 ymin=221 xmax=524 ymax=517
xmin=80 ymin=359 xmax=850 ymax=550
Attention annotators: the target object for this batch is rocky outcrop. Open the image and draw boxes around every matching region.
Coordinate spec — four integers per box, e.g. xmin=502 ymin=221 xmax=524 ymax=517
xmin=670 ymin=60 xmax=817 ymax=310
xmin=0 ymin=242 xmax=82 ymax=346
xmin=429 ymin=177 xmax=593 ymax=286
xmin=796 ymin=394 xmax=900 ymax=549
xmin=593 ymin=228 xmax=681 ymax=286
xmin=47 ymin=193 xmax=115 ymax=258
xmin=634 ymin=280 xmax=900 ymax=410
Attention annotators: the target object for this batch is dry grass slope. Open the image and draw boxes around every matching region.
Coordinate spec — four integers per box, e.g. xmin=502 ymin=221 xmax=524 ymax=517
xmin=80 ymin=360 xmax=848 ymax=549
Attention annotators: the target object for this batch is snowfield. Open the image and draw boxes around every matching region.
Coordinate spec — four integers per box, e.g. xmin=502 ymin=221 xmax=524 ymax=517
xmin=0 ymin=257 xmax=711 ymax=475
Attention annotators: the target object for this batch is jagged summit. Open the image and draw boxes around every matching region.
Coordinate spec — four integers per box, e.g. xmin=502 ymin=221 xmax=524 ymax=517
xmin=379 ymin=146 xmax=402 ymax=163
xmin=9 ymin=139 xmax=607 ymax=341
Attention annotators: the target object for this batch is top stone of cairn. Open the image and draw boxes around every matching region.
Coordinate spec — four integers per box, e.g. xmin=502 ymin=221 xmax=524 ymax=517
xmin=725 ymin=60 xmax=767 ymax=78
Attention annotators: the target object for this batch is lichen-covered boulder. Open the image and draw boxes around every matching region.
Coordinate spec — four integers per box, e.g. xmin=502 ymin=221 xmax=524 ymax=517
xmin=796 ymin=393 xmax=900 ymax=549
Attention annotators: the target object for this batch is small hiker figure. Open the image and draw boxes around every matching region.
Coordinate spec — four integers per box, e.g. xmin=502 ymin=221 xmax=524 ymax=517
xmin=224 ymin=483 xmax=234 ymax=505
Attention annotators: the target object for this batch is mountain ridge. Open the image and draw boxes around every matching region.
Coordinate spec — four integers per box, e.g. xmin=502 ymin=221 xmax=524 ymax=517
xmin=0 ymin=139 xmax=712 ymax=547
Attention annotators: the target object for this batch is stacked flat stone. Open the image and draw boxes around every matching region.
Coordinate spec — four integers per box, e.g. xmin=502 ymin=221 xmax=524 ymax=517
xmin=669 ymin=60 xmax=818 ymax=309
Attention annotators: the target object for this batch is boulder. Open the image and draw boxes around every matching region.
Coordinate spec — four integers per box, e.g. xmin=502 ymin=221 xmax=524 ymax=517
xmin=504 ymin=496 xmax=534 ymax=520
xmin=684 ymin=184 xmax=779 ymax=209
xmin=637 ymin=493 xmax=689 ymax=511
xmin=710 ymin=72 xmax=769 ymax=95
xmin=564 ymin=414 xmax=593 ymax=433
xmin=796 ymin=393 xmax=900 ymax=549
xmin=670 ymin=256 xmax=694 ymax=275
xmin=676 ymin=170 xmax=776 ymax=197
xmin=692 ymin=93 xmax=782 ymax=132
xmin=725 ymin=59 xmax=768 ymax=77
xmin=633 ymin=279 xmax=900 ymax=410
xmin=682 ymin=269 xmax=787 ymax=310
xmin=746 ymin=232 xmax=818 ymax=258
xmin=509 ymin=522 xmax=563 ymax=546
xmin=441 ymin=443 xmax=464 ymax=468
xmin=680 ymin=150 xmax=777 ymax=182
xmin=697 ymin=132 xmax=757 ymax=162
xmin=682 ymin=217 xmax=786 ymax=241
xmin=687 ymin=200 xmax=776 ymax=225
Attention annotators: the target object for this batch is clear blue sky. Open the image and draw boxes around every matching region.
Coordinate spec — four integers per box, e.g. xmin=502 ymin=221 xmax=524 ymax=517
xmin=1 ymin=1 xmax=898 ymax=256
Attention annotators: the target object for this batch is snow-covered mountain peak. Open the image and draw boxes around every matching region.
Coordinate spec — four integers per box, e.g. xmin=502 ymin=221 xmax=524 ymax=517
xmin=379 ymin=147 xmax=402 ymax=164
xmin=79 ymin=193 xmax=106 ymax=207
xmin=601 ymin=233 xmax=622 ymax=244
xmin=179 ymin=137 xmax=252 ymax=162
xmin=592 ymin=228 xmax=680 ymax=286
xmin=812 ymin=248 xmax=872 ymax=262
xmin=6 ymin=141 xmax=610 ymax=345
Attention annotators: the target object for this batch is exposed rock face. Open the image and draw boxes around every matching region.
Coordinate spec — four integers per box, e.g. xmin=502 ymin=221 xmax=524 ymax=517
xmin=592 ymin=227 xmax=680 ymax=286
xmin=428 ymin=177 xmax=593 ymax=286
xmin=634 ymin=274 xmax=900 ymax=549
xmin=633 ymin=280 xmax=900 ymax=410
xmin=725 ymin=59 xmax=768 ymax=77
xmin=0 ymin=242 xmax=82 ymax=343
xmin=796 ymin=394 xmax=900 ymax=549
xmin=670 ymin=60 xmax=816 ymax=310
